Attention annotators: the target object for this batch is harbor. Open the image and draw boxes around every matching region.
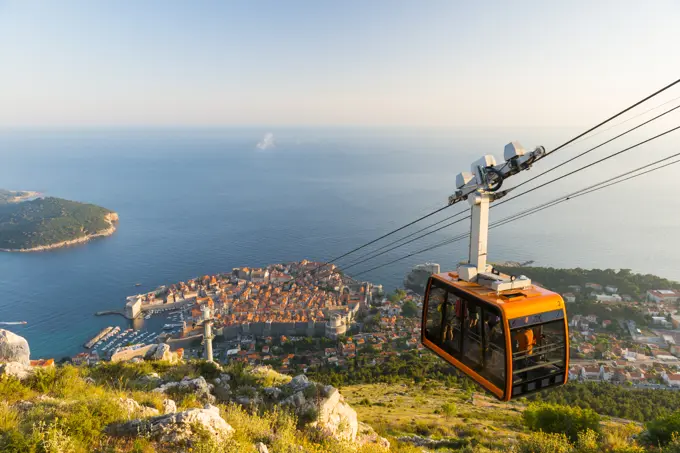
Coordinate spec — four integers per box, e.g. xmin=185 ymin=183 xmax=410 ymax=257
xmin=77 ymin=307 xmax=190 ymax=362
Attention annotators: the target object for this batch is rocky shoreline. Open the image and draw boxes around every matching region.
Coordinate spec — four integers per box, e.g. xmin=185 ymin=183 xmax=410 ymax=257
xmin=0 ymin=212 xmax=119 ymax=252
xmin=6 ymin=190 xmax=41 ymax=203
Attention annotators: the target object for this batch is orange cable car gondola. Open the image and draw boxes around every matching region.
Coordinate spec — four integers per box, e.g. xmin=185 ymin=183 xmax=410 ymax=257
xmin=420 ymin=143 xmax=569 ymax=401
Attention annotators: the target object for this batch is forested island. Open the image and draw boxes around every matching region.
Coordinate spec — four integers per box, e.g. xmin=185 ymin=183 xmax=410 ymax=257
xmin=0 ymin=194 xmax=118 ymax=252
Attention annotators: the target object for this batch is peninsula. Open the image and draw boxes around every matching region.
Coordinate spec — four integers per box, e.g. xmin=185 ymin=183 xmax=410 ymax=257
xmin=0 ymin=193 xmax=118 ymax=252
xmin=0 ymin=189 xmax=41 ymax=204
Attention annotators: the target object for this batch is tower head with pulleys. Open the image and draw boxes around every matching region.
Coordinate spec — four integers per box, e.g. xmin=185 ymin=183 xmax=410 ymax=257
xmin=450 ymin=142 xmax=545 ymax=291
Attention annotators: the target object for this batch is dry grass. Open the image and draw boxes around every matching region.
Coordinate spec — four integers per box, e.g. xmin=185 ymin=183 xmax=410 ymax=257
xmin=342 ymin=381 xmax=524 ymax=449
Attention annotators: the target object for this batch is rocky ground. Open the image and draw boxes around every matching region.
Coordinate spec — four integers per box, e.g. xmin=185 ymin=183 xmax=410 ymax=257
xmin=0 ymin=328 xmax=395 ymax=453
xmin=0 ymin=328 xmax=655 ymax=453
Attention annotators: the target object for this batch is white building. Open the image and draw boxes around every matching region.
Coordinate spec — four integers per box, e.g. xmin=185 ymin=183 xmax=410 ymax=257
xmin=582 ymin=365 xmax=603 ymax=381
xmin=563 ymin=293 xmax=576 ymax=303
xmin=605 ymin=285 xmax=619 ymax=294
xmin=595 ymin=294 xmax=622 ymax=303
xmin=647 ymin=289 xmax=680 ymax=304
xmin=652 ymin=316 xmax=672 ymax=328
xmin=662 ymin=371 xmax=680 ymax=387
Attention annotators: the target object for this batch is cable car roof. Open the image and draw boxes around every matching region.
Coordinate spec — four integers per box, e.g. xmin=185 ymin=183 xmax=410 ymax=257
xmin=430 ymin=272 xmax=565 ymax=321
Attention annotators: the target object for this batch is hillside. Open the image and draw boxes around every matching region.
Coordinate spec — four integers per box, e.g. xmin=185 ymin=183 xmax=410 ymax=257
xmin=5 ymin=357 xmax=680 ymax=453
xmin=0 ymin=196 xmax=118 ymax=251
xmin=493 ymin=266 xmax=680 ymax=298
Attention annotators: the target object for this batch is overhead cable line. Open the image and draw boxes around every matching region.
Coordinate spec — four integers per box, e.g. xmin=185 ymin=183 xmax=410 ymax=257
xmin=494 ymin=124 xmax=680 ymax=210
xmin=341 ymin=124 xmax=680 ymax=272
xmin=506 ymin=103 xmax=680 ymax=193
xmin=347 ymin=151 xmax=680 ymax=278
xmin=537 ymin=77 xmax=680 ymax=161
xmin=346 ymin=105 xmax=680 ymax=268
xmin=338 ymin=208 xmax=469 ymax=265
xmin=283 ymin=79 xmax=680 ymax=285
xmin=569 ymin=95 xmax=680 ymax=147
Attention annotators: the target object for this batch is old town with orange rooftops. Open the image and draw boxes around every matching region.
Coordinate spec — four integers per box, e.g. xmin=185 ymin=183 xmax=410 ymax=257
xmin=78 ymin=260 xmax=423 ymax=374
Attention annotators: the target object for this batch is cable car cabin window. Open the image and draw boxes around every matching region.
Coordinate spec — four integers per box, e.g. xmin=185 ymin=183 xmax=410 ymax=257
xmin=424 ymin=284 xmax=462 ymax=355
xmin=424 ymin=281 xmax=506 ymax=391
xmin=510 ymin=309 xmax=567 ymax=398
xmin=463 ymin=303 xmax=482 ymax=366
xmin=460 ymin=302 xmax=505 ymax=389
xmin=482 ymin=307 xmax=506 ymax=388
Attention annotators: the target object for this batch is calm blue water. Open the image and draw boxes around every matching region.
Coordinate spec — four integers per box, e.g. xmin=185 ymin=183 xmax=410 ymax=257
xmin=1 ymin=127 xmax=679 ymax=358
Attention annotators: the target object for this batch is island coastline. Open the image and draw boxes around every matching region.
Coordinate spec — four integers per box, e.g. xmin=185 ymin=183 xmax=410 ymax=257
xmin=0 ymin=212 xmax=119 ymax=253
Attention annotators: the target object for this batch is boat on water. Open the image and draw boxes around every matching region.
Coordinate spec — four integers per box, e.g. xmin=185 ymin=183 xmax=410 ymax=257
xmin=0 ymin=321 xmax=28 ymax=325
xmin=135 ymin=283 xmax=141 ymax=287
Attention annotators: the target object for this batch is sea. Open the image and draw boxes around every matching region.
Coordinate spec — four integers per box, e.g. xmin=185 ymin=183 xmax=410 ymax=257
xmin=1 ymin=126 xmax=680 ymax=359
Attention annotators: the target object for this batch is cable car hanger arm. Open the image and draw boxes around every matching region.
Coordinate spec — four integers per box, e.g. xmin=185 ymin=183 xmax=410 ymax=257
xmin=448 ymin=143 xmax=545 ymax=291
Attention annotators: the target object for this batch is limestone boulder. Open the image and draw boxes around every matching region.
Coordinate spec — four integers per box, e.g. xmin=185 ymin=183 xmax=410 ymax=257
xmin=357 ymin=421 xmax=390 ymax=449
xmin=144 ymin=343 xmax=178 ymax=363
xmin=282 ymin=390 xmax=306 ymax=408
xmin=0 ymin=362 xmax=33 ymax=380
xmin=214 ymin=373 xmax=231 ymax=385
xmin=213 ymin=381 xmax=231 ymax=402
xmin=136 ymin=372 xmax=162 ymax=388
xmin=255 ymin=442 xmax=269 ymax=453
xmin=153 ymin=376 xmax=214 ymax=402
xmin=106 ymin=404 xmax=234 ymax=443
xmin=118 ymin=397 xmax=160 ymax=418
xmin=288 ymin=374 xmax=310 ymax=392
xmin=279 ymin=381 xmax=358 ymax=442
xmin=310 ymin=386 xmax=358 ymax=442
xmin=0 ymin=329 xmax=30 ymax=366
xmin=162 ymin=399 xmax=177 ymax=414
xmin=263 ymin=387 xmax=283 ymax=400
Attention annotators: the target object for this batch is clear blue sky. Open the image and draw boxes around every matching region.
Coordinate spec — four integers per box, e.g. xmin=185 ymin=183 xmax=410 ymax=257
xmin=1 ymin=0 xmax=679 ymax=127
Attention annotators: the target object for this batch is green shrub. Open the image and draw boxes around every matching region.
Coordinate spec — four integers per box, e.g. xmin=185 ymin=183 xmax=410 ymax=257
xmin=0 ymin=428 xmax=35 ymax=453
xmin=574 ymin=429 xmax=599 ymax=453
xmin=0 ymin=403 xmax=20 ymax=432
xmin=661 ymin=433 xmax=680 ymax=453
xmin=646 ymin=410 xmax=680 ymax=446
xmin=514 ymin=431 xmax=572 ymax=453
xmin=441 ymin=401 xmax=457 ymax=419
xmin=611 ymin=446 xmax=646 ymax=453
xmin=524 ymin=402 xmax=600 ymax=441
xmin=33 ymin=419 xmax=81 ymax=453
xmin=28 ymin=365 xmax=87 ymax=398
xmin=0 ymin=376 xmax=34 ymax=405
xmin=57 ymin=397 xmax=127 ymax=446
xmin=603 ymin=423 xmax=644 ymax=452
xmin=194 ymin=360 xmax=222 ymax=380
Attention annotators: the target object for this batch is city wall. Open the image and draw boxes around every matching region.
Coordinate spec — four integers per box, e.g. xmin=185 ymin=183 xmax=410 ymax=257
xmin=140 ymin=298 xmax=196 ymax=313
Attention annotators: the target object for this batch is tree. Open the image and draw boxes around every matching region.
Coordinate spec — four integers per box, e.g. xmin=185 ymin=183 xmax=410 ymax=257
xmin=523 ymin=402 xmax=600 ymax=442
xmin=646 ymin=411 xmax=680 ymax=446
xmin=401 ymin=300 xmax=419 ymax=318
xmin=388 ymin=289 xmax=406 ymax=303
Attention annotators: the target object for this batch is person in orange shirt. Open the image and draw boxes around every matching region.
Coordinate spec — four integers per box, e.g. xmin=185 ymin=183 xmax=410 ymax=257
xmin=516 ymin=328 xmax=536 ymax=355
xmin=514 ymin=327 xmax=538 ymax=381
